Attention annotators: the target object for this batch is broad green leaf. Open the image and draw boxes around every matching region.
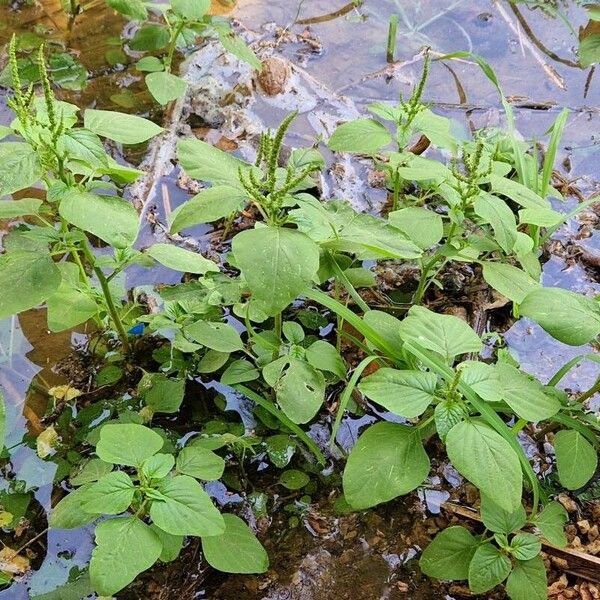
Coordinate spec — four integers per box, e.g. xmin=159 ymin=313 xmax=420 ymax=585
xmin=47 ymin=262 xmax=98 ymax=332
xmin=446 ymin=421 xmax=522 ymax=512
xmin=579 ymin=24 xmax=600 ymax=67
xmin=419 ymin=526 xmax=479 ymax=580
xmin=474 ymin=193 xmax=518 ymax=254
xmin=59 ymin=190 xmax=139 ymax=248
xmin=61 ymin=128 xmax=109 ymax=167
xmin=489 ymin=174 xmax=548 ymax=208
xmin=358 ymin=368 xmax=437 ymax=418
xmin=232 ymin=226 xmax=320 ymax=317
xmin=505 ymin=555 xmax=547 ymax=600
xmin=398 ymin=305 xmax=482 ymax=361
xmin=480 ymin=494 xmax=526 ymax=534
xmin=510 ymin=533 xmax=541 ymax=561
xmin=150 ymin=524 xmax=183 ymax=562
xmin=96 ymin=423 xmax=163 ymax=467
xmin=146 ymin=243 xmax=218 ymax=274
xmin=90 ymin=516 xmax=162 ymax=596
xmin=388 ymin=207 xmax=443 ymax=250
xmin=305 ymin=340 xmax=346 ymax=379
xmin=70 ymin=458 xmax=113 ymax=486
xmin=217 ymin=29 xmax=262 ymax=70
xmin=172 ymin=0 xmax=210 ymax=20
xmin=328 ymin=119 xmax=393 ymax=154
xmin=363 ymin=309 xmax=405 ymax=352
xmin=81 ymin=471 xmax=135 ymax=514
xmin=532 ymin=501 xmax=568 ymax=547
xmin=343 ymin=422 xmax=430 ymax=509
xmin=412 ymin=109 xmax=460 ymax=151
xmin=136 ymin=56 xmax=164 ymax=72
xmin=495 ymin=363 xmax=560 ymax=421
xmin=84 ymin=109 xmax=163 ymax=144
xmin=140 ymin=372 xmax=185 ymax=414
xmin=481 ymin=262 xmax=539 ymax=304
xmin=265 ymin=435 xmax=296 ymax=468
xmin=31 ymin=572 xmax=93 ymax=600
xmin=0 ymin=251 xmax=61 ymax=319
xmin=202 ymin=514 xmax=269 ymax=573
xmin=279 ymin=469 xmax=310 ymax=489
xmin=434 ymin=400 xmax=467 ymax=441
xmin=49 ymin=484 xmax=97 ymax=529
xmin=275 ymin=359 xmax=325 ymax=424
xmin=0 ymin=197 xmax=42 ymax=219
xmin=141 ymin=454 xmax=175 ymax=479
xmin=129 ymin=24 xmax=170 ymax=51
xmin=176 ymin=446 xmax=225 ymax=481
xmin=554 ymin=429 xmax=597 ymax=490
xmin=170 ymin=185 xmax=248 ymax=232
xmin=146 ymin=72 xmax=188 ymax=105
xmin=468 ymin=543 xmax=511 ymax=594
xmin=0 ymin=142 xmax=43 ymax=196
xmin=149 ymin=474 xmax=225 ymax=536
xmin=520 ymin=287 xmax=600 ymax=346
xmin=198 ymin=349 xmax=230 ymax=374
xmin=177 ymin=137 xmax=248 ymax=186
xmin=185 ymin=320 xmax=244 ymax=352
xmin=518 ymin=207 xmax=562 ymax=227
xmin=221 ymin=359 xmax=260 ymax=385
xmin=106 ymin=0 xmax=148 ymax=19
xmin=458 ymin=361 xmax=502 ymax=402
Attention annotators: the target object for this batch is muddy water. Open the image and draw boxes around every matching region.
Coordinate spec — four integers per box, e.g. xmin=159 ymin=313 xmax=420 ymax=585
xmin=0 ymin=0 xmax=599 ymax=598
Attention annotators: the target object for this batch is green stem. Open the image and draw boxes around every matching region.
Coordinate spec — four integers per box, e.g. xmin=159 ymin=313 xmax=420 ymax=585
xmin=81 ymin=243 xmax=130 ymax=353
xmin=578 ymin=375 xmax=600 ymax=404
xmin=386 ymin=14 xmax=398 ymax=63
xmin=165 ymin=20 xmax=186 ymax=72
xmin=413 ymin=254 xmax=442 ymax=304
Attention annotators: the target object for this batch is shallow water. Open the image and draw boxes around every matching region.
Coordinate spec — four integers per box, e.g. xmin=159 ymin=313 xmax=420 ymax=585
xmin=0 ymin=0 xmax=599 ymax=597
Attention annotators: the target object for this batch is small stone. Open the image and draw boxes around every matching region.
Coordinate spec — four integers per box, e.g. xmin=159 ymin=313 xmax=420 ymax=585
xmin=257 ymin=57 xmax=290 ymax=96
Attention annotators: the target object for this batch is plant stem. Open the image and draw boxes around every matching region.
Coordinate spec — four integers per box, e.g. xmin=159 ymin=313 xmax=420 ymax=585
xmin=80 ymin=243 xmax=130 ymax=353
xmin=392 ymin=170 xmax=400 ymax=211
xmin=578 ymin=375 xmax=600 ymax=404
xmin=386 ymin=15 xmax=398 ymax=63
xmin=165 ymin=20 xmax=186 ymax=72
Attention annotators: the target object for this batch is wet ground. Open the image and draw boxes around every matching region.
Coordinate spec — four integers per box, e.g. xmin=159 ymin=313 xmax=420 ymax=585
xmin=0 ymin=0 xmax=600 ymax=598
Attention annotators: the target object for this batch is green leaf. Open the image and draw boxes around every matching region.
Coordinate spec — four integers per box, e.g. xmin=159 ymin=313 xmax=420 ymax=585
xmin=232 ymin=226 xmax=320 ymax=317
xmin=554 ymin=429 xmax=598 ymax=490
xmin=146 ymin=72 xmax=188 ymax=105
xmin=202 ymin=514 xmax=269 ymax=573
xmin=146 ymin=243 xmax=218 ymax=274
xmin=279 ymin=469 xmax=310 ymax=490
xmin=419 ymin=526 xmax=479 ymax=580
xmin=170 ymin=185 xmax=247 ymax=232
xmin=221 ymin=359 xmax=260 ymax=385
xmin=70 ymin=458 xmax=113 ymax=486
xmin=150 ymin=524 xmax=183 ymax=562
xmin=480 ymin=494 xmax=526 ymax=534
xmin=265 ymin=434 xmax=296 ymax=468
xmin=141 ymin=453 xmax=175 ymax=479
xmin=489 ymin=174 xmax=548 ymax=209
xmin=217 ymin=30 xmax=262 ymax=70
xmin=358 ymin=368 xmax=437 ymax=418
xmin=510 ymin=533 xmax=541 ymax=561
xmin=505 ymin=555 xmax=548 ymax=600
xmin=474 ymin=193 xmax=518 ymax=254
xmin=579 ymin=26 xmax=600 ymax=67
xmin=84 ymin=109 xmax=163 ymax=144
xmin=198 ymin=350 xmax=230 ymax=373
xmin=47 ymin=262 xmax=98 ymax=332
xmin=49 ymin=484 xmax=97 ymax=529
xmin=520 ymin=287 xmax=600 ymax=346
xmin=343 ymin=422 xmax=430 ymax=509
xmin=481 ymin=262 xmax=539 ymax=304
xmin=176 ymin=446 xmax=225 ymax=481
xmin=305 ymin=340 xmax=346 ymax=379
xmin=495 ymin=363 xmax=560 ymax=421
xmin=136 ymin=56 xmax=165 ymax=72
xmin=275 ymin=358 xmax=325 ymax=424
xmin=398 ymin=305 xmax=482 ymax=362
xmin=0 ymin=251 xmax=61 ymax=320
xmin=468 ymin=543 xmax=511 ymax=594
xmin=171 ymin=0 xmax=210 ymax=20
xmin=0 ymin=198 xmax=42 ymax=219
xmin=0 ymin=142 xmax=43 ymax=196
xmin=61 ymin=128 xmax=109 ymax=167
xmin=177 ymin=137 xmax=248 ymax=186
xmin=106 ymin=0 xmax=148 ymax=19
xmin=458 ymin=361 xmax=502 ymax=402
xmin=412 ymin=109 xmax=460 ymax=151
xmin=96 ymin=423 xmax=163 ymax=467
xmin=532 ymin=501 xmax=568 ymax=547
xmin=518 ymin=207 xmax=562 ymax=227
xmin=129 ymin=24 xmax=170 ymax=51
xmin=446 ymin=421 xmax=522 ymax=512
xmin=90 ymin=516 xmax=162 ymax=596
xmin=388 ymin=207 xmax=444 ymax=250
xmin=59 ymin=190 xmax=139 ymax=248
xmin=149 ymin=474 xmax=225 ymax=537
xmin=81 ymin=471 xmax=135 ymax=514
xmin=328 ymin=119 xmax=393 ymax=154
xmin=141 ymin=372 xmax=185 ymax=414
xmin=185 ymin=320 xmax=244 ymax=352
